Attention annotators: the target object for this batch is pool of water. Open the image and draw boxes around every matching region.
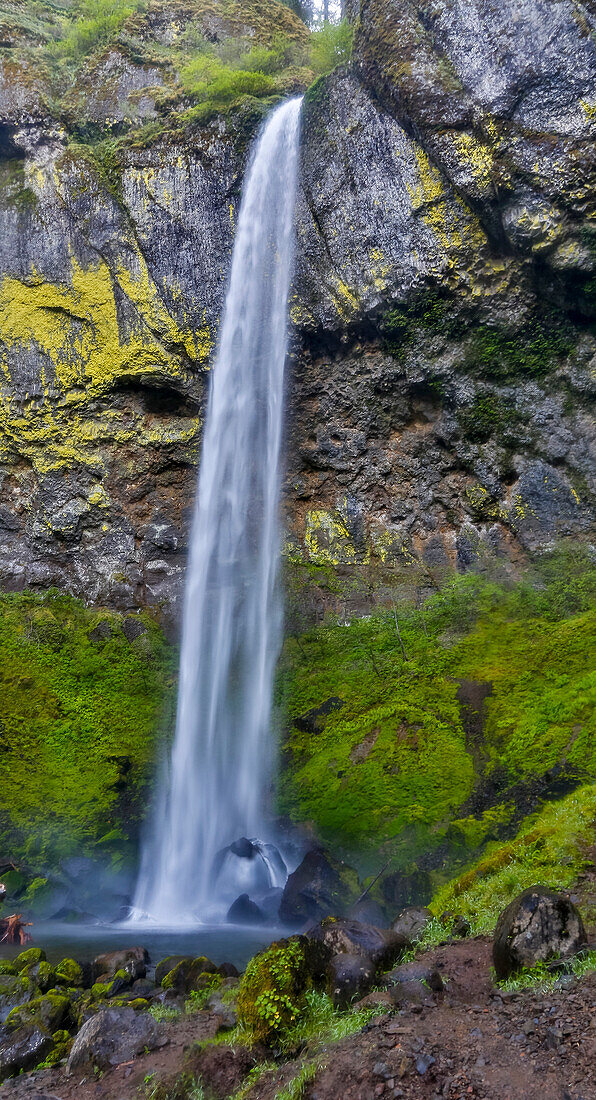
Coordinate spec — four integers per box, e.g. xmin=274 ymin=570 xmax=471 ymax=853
xmin=0 ymin=920 xmax=283 ymax=970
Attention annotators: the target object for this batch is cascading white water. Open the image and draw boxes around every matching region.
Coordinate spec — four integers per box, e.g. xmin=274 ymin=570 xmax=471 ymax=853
xmin=132 ymin=96 xmax=303 ymax=924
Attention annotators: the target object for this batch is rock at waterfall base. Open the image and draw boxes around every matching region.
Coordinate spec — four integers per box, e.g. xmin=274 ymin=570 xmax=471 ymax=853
xmin=279 ymin=849 xmax=359 ymax=924
xmin=227 ymin=894 xmax=265 ymax=924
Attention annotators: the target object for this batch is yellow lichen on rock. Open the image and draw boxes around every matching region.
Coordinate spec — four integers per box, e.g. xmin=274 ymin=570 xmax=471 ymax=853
xmin=0 ymin=255 xmax=207 ymax=473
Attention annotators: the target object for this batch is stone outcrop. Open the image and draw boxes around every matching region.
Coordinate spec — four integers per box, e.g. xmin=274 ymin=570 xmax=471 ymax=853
xmin=0 ymin=0 xmax=594 ymax=615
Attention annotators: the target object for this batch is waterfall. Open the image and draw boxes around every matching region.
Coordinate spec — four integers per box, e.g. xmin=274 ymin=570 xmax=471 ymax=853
xmin=132 ymin=97 xmax=303 ymax=924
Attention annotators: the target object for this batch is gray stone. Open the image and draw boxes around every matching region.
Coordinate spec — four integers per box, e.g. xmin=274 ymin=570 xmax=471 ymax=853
xmin=493 ymin=886 xmax=587 ymax=979
xmin=0 ymin=1025 xmax=53 ymax=1082
xmin=66 ymin=1008 xmax=163 ymax=1073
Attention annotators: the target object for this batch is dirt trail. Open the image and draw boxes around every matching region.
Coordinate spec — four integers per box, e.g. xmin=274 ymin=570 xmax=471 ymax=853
xmin=1 ymin=938 xmax=595 ymax=1100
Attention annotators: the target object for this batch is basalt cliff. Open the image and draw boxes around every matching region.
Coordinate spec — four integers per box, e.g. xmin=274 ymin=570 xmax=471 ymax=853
xmin=0 ymin=0 xmax=595 ymax=894
xmin=0 ymin=0 xmax=594 ymax=619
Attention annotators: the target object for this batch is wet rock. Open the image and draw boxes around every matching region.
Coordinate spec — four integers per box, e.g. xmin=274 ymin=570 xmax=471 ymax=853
xmin=13 ymin=949 xmax=45 ymax=973
xmin=492 ymin=886 xmax=587 ymax=979
xmin=121 ymin=616 xmax=147 ymax=642
xmin=306 ymin=917 xmax=406 ymax=971
xmin=391 ymin=906 xmax=433 ymax=943
xmin=160 ymin=956 xmax=217 ymax=993
xmin=217 ymin=962 xmax=240 ymax=979
xmin=92 ymin=946 xmax=149 ymax=983
xmin=0 ymin=1024 xmax=54 ymax=1082
xmin=257 ymin=887 xmax=284 ymax=923
xmin=155 ymin=955 xmax=191 ymax=987
xmin=279 ymin=850 xmax=359 ymax=924
xmin=226 ymin=893 xmax=265 ymax=924
xmin=327 ymin=952 xmax=377 ymax=1007
xmin=6 ymin=993 xmax=71 ymax=1034
xmin=54 ymin=958 xmax=84 ymax=987
xmin=66 ymin=1007 xmax=164 ymax=1073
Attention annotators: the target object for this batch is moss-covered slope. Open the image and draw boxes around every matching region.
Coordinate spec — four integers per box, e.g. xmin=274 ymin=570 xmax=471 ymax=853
xmin=277 ymin=550 xmax=596 ymax=885
xmin=0 ymin=590 xmax=175 ymax=865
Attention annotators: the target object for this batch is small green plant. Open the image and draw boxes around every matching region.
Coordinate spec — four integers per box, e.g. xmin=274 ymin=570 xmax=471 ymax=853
xmin=274 ymin=1061 xmax=320 ymax=1100
xmin=309 ymin=19 xmax=353 ymax=75
xmin=237 ymin=939 xmax=313 ymax=1045
xmin=148 ymin=1004 xmax=181 ymax=1023
xmin=229 ymin=1063 xmax=276 ymax=1100
xmin=281 ymin=990 xmax=382 ymax=1049
xmin=496 ymin=949 xmax=596 ymax=994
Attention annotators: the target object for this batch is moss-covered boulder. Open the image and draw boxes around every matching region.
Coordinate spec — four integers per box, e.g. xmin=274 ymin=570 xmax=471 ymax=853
xmin=55 ymin=958 xmax=84 ymax=987
xmin=161 ymin=956 xmax=218 ymax=993
xmin=6 ymin=992 xmax=72 ymax=1034
xmin=13 ymin=948 xmax=46 ymax=972
xmin=27 ymin=960 xmax=57 ymax=993
xmin=237 ymin=936 xmax=329 ymax=1045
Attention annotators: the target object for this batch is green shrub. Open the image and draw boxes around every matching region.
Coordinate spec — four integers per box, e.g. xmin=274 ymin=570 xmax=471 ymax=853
xmin=237 ymin=939 xmax=314 ymax=1045
xmin=309 ymin=19 xmax=353 ymax=75
xmin=180 ymin=54 xmax=277 ymax=105
xmin=59 ymin=0 xmax=143 ymax=59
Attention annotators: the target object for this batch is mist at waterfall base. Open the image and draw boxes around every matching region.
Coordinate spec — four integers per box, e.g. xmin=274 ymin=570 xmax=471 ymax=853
xmin=130 ymin=97 xmax=304 ymax=930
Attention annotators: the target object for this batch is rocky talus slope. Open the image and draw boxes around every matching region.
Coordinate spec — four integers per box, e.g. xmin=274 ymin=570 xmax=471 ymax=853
xmin=0 ymin=0 xmax=593 ymax=614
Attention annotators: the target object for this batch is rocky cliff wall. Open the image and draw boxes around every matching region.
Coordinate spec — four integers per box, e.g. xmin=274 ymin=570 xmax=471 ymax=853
xmin=0 ymin=0 xmax=594 ymax=620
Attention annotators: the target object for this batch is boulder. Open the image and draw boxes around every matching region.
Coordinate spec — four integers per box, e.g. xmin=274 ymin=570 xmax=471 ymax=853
xmin=327 ymin=953 xmax=377 ymax=1007
xmin=54 ymin=957 xmax=84 ymax=987
xmin=227 ymin=894 xmax=265 ymax=924
xmin=391 ymin=905 xmax=433 ymax=943
xmin=13 ymin=948 xmax=45 ymax=972
xmin=0 ymin=1024 xmax=54 ymax=1082
xmin=66 ymin=1007 xmax=164 ymax=1073
xmin=383 ymin=961 xmax=444 ymax=1006
xmin=155 ymin=955 xmax=191 ymax=986
xmin=257 ymin=887 xmax=284 ymax=923
xmin=92 ymin=946 xmax=149 ymax=983
xmin=161 ymin=956 xmax=218 ymax=993
xmin=217 ymin=962 xmax=240 ymax=979
xmin=6 ymin=993 xmax=71 ymax=1034
xmin=306 ymin=917 xmax=406 ymax=971
xmin=279 ymin=850 xmax=359 ymax=924
xmin=492 ymin=886 xmax=587 ymax=979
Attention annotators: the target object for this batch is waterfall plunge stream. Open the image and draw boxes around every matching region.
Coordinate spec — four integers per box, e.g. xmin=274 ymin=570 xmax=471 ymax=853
xmin=133 ymin=98 xmax=303 ymax=924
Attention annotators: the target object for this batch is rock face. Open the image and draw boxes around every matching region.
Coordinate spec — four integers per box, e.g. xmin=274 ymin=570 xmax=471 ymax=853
xmin=492 ymin=886 xmax=587 ymax=978
xmin=0 ymin=0 xmax=593 ymax=612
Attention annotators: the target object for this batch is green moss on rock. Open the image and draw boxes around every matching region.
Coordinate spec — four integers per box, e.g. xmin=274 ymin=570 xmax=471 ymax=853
xmin=13 ymin=948 xmax=46 ymax=972
xmin=237 ymin=937 xmax=325 ymax=1045
xmin=54 ymin=958 xmax=84 ymax=987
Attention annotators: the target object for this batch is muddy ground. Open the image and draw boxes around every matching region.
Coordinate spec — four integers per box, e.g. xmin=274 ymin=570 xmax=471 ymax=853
xmin=1 ymin=939 xmax=595 ymax=1100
